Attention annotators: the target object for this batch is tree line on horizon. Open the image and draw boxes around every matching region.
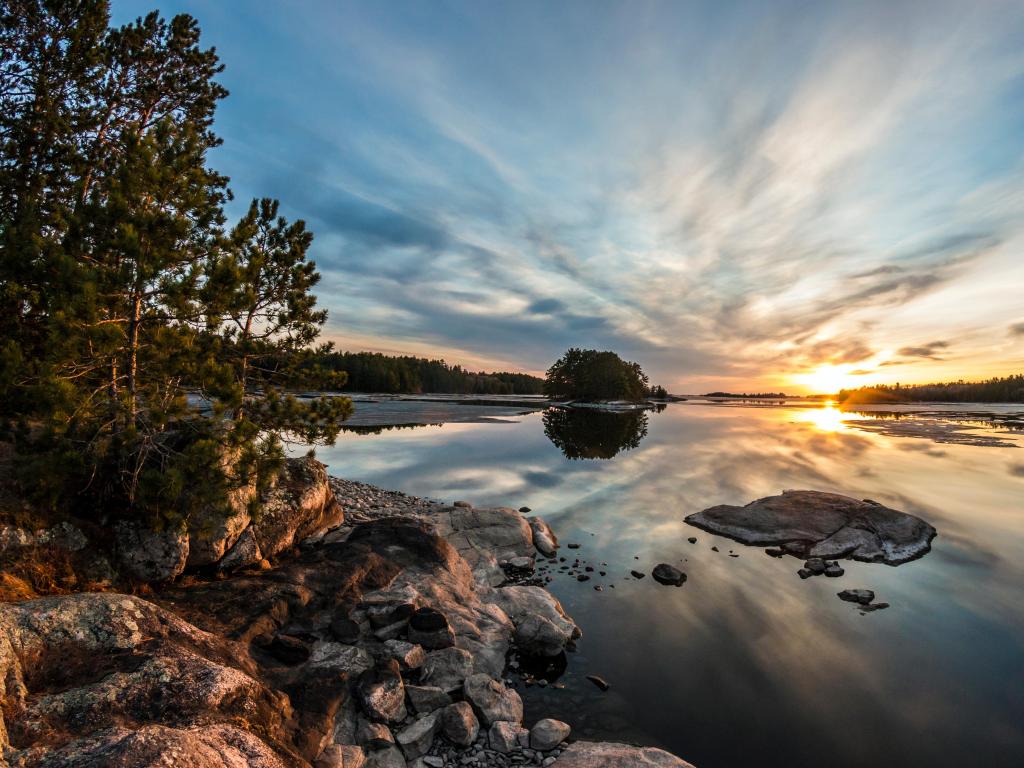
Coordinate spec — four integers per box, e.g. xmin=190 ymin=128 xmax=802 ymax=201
xmin=301 ymin=351 xmax=545 ymax=395
xmin=837 ymin=374 xmax=1024 ymax=404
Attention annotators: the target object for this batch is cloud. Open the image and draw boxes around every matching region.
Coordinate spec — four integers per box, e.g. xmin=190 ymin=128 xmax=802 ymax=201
xmin=895 ymin=341 xmax=951 ymax=360
xmin=177 ymin=0 xmax=1024 ymax=390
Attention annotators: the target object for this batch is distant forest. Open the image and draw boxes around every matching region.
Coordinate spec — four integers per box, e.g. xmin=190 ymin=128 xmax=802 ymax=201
xmin=837 ymin=374 xmax=1024 ymax=404
xmin=306 ymin=351 xmax=545 ymax=395
xmin=703 ymin=391 xmax=789 ymax=399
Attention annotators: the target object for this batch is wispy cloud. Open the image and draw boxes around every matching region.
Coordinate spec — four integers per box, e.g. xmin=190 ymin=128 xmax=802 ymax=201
xmin=115 ymin=0 xmax=1024 ymax=389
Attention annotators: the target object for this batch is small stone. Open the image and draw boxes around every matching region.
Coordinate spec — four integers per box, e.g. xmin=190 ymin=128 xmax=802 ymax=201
xmin=585 ymin=675 xmax=609 ymax=691
xmin=651 ymin=563 xmax=686 ymax=586
xmin=687 ymin=537 xmax=697 ymax=544
xmin=567 ymin=543 xmax=580 ymax=549
xmin=454 ymin=500 xmax=473 ymax=508
xmin=629 ymin=570 xmax=645 ymax=579
xmin=764 ymin=547 xmax=785 ymax=557
xmin=824 ymin=563 xmax=845 ymax=577
xmin=797 ymin=568 xmax=812 ymax=579
xmin=804 ymin=557 xmax=826 ymax=575
xmin=576 ymin=574 xmax=590 ymax=582
xmin=838 ymin=589 xmax=876 ymax=605
xmin=711 ymin=546 xmax=719 ymax=552
xmin=519 ymin=506 xmax=531 ymax=513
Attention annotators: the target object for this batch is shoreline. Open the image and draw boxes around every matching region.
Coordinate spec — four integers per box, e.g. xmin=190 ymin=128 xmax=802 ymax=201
xmin=0 ymin=465 xmax=695 ymax=768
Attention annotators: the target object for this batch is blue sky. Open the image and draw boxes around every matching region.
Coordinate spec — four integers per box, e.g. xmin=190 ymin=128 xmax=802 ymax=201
xmin=111 ymin=0 xmax=1024 ymax=392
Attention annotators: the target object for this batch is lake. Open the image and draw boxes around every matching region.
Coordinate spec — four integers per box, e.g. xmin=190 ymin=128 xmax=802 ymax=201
xmin=309 ymin=400 xmax=1024 ymax=768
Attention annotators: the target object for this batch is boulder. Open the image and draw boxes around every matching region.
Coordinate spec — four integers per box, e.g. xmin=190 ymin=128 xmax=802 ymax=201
xmin=685 ymin=490 xmax=936 ymax=565
xmin=357 ymin=660 xmax=407 ymax=723
xmin=186 ymin=446 xmax=257 ymax=567
xmin=114 ymin=520 xmax=189 ymax=582
xmin=651 ymin=564 xmax=686 ymax=586
xmin=217 ymin=526 xmax=263 ymax=572
xmin=441 ymin=701 xmax=479 ymax=746
xmin=530 ymin=718 xmax=571 ymax=751
xmin=406 ymin=606 xmax=455 ymax=650
xmin=528 ymin=517 xmax=559 ymax=556
xmin=317 ymin=744 xmax=366 ymax=768
xmin=251 ymin=456 xmax=342 ymax=560
xmin=443 ymin=506 xmax=534 ymax=566
xmin=419 ymin=647 xmax=474 ymax=693
xmin=463 ymin=674 xmax=523 ymax=727
xmin=492 ymin=586 xmax=579 ymax=656
xmin=405 ymin=685 xmax=451 ymax=715
xmin=383 ymin=639 xmax=426 ymax=671
xmin=489 ymin=721 xmax=527 ymax=754
xmin=395 ymin=711 xmax=440 ymax=760
xmin=553 ymin=741 xmax=695 ymax=767
xmin=363 ymin=744 xmax=407 ymax=768
xmin=356 ymin=719 xmax=394 ymax=748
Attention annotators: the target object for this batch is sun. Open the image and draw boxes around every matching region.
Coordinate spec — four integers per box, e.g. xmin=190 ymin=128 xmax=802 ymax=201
xmin=794 ymin=364 xmax=861 ymax=395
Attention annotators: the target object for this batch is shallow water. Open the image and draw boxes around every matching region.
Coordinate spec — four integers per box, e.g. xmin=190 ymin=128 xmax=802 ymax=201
xmin=311 ymin=401 xmax=1024 ymax=768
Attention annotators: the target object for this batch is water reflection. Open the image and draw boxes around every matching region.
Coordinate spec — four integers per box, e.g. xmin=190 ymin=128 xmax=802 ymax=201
xmin=309 ymin=402 xmax=1024 ymax=768
xmin=542 ymin=407 xmax=650 ymax=459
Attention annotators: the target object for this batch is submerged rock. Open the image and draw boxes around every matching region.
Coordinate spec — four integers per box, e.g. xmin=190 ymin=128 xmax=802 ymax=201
xmin=686 ymin=490 xmax=936 ymax=565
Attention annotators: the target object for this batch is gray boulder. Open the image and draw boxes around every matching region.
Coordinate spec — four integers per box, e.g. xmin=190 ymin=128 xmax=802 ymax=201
xmin=489 ymin=721 xmax=528 ymax=754
xmin=527 ymin=517 xmax=559 ymax=556
xmin=395 ymin=710 xmax=440 ymax=760
xmin=114 ymin=520 xmax=189 ymax=582
xmin=685 ymin=490 xmax=936 ymax=565
xmin=405 ymin=685 xmax=451 ymax=715
xmin=530 ymin=718 xmax=570 ymax=751
xmin=463 ymin=674 xmax=523 ymax=726
xmin=492 ymin=585 xmax=580 ymax=656
xmin=419 ymin=647 xmax=474 ymax=693
xmin=441 ymin=701 xmax=480 ymax=746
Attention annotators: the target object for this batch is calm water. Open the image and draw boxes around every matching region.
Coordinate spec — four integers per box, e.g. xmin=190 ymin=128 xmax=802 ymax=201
xmin=311 ymin=402 xmax=1024 ymax=768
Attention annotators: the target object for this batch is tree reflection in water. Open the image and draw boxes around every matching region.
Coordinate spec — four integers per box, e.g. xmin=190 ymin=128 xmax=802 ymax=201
xmin=542 ymin=407 xmax=650 ymax=459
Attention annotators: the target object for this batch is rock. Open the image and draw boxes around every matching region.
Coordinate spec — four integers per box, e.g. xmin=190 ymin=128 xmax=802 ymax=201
xmin=651 ymin=564 xmax=686 ymax=586
xmin=553 ymin=741 xmax=695 ymax=767
xmin=686 ymin=490 xmax=936 ymax=565
xmin=507 ymin=555 xmax=535 ymax=571
xmin=186 ymin=446 xmax=257 ymax=567
xmin=797 ymin=568 xmax=812 ymax=579
xmin=765 ymin=547 xmax=785 ymax=557
xmin=357 ymin=718 xmax=395 ymax=748
xmin=405 ymin=685 xmax=452 ymax=715
xmin=586 ymin=675 xmax=610 ymax=691
xmin=630 ymin=570 xmax=645 ymax=579
xmin=367 ymin=602 xmax=416 ymax=629
xmin=317 ymin=744 xmax=366 ymax=768
xmin=454 ymin=500 xmax=473 ymax=508
xmin=528 ymin=517 xmax=559 ymax=557
xmin=489 ymin=721 xmax=528 ymax=753
xmin=357 ymin=660 xmax=407 ymax=723
xmin=838 ymin=589 xmax=876 ymax=605
xmin=395 ymin=710 xmax=440 ymax=760
xmin=363 ymin=744 xmax=407 ymax=768
xmin=687 ymin=536 xmax=697 ymax=544
xmin=251 ymin=456 xmax=342 ymax=561
xmin=218 ymin=526 xmax=263 ymax=572
xmin=519 ymin=506 xmax=532 ymax=513
xmin=419 ymin=647 xmax=474 ymax=693
xmin=407 ymin=606 xmax=455 ymax=650
xmin=266 ymin=632 xmax=311 ymax=664
xmin=463 ymin=673 xmax=524 ymax=726
xmin=330 ymin=613 xmax=362 ymax=644
xmin=493 ymin=585 xmax=580 ymax=657
xmin=824 ymin=563 xmax=845 ymax=577
xmin=860 ymin=602 xmax=890 ymax=612
xmin=530 ymin=718 xmax=571 ymax=751
xmin=804 ymin=557 xmax=826 ymax=574
xmin=384 ymin=639 xmax=426 ymax=670
xmin=441 ymin=701 xmax=480 ymax=746
xmin=113 ymin=519 xmax=189 ymax=582
xmin=446 ymin=506 xmax=535 ymax=564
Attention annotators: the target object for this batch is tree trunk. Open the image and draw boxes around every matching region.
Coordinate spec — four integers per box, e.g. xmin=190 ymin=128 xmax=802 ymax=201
xmin=126 ymin=294 xmax=141 ymax=424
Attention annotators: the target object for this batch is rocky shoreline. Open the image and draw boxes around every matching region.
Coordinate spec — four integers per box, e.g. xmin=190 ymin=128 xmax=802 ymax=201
xmin=0 ymin=462 xmax=695 ymax=768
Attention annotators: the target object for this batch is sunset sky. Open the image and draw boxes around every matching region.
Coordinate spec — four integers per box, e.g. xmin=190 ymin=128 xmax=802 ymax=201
xmin=113 ymin=0 xmax=1024 ymax=394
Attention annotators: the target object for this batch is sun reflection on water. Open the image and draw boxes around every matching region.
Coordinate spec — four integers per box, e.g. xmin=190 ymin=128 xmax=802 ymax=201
xmin=800 ymin=401 xmax=848 ymax=432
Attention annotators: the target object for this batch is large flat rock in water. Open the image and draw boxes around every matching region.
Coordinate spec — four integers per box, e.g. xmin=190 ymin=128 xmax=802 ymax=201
xmin=685 ymin=490 xmax=936 ymax=564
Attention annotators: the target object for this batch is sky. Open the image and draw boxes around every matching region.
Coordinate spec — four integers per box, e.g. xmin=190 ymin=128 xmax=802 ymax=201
xmin=111 ymin=0 xmax=1024 ymax=394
